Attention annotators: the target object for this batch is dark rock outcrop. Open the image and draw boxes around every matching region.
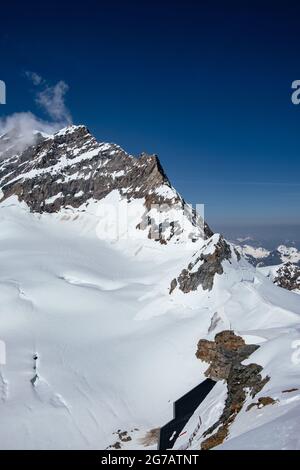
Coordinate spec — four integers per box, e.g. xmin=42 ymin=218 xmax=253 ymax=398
xmin=196 ymin=331 xmax=270 ymax=450
xmin=196 ymin=330 xmax=258 ymax=381
xmin=273 ymin=262 xmax=300 ymax=291
xmin=282 ymin=387 xmax=298 ymax=393
xmin=170 ymin=236 xmax=232 ymax=293
xmin=139 ymin=428 xmax=160 ymax=447
xmin=0 ymin=126 xmax=172 ymax=212
xmin=0 ymin=125 xmax=212 ymax=243
xmin=246 ymin=396 xmax=277 ymax=411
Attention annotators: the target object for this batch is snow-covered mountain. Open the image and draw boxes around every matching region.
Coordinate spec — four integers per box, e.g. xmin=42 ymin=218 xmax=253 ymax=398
xmin=0 ymin=125 xmax=299 ymax=450
xmin=0 ymin=125 xmax=210 ymax=243
xmin=277 ymin=245 xmax=300 ymax=265
xmin=236 ymin=242 xmax=300 ymax=295
xmin=259 ymin=263 xmax=300 ymax=294
xmin=235 ymin=243 xmax=300 ymax=267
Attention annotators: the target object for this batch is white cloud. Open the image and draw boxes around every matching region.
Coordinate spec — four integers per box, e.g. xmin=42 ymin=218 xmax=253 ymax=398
xmin=0 ymin=112 xmax=62 ymax=137
xmin=25 ymin=72 xmax=72 ymax=123
xmin=36 ymin=80 xmax=72 ymax=123
xmin=25 ymin=71 xmax=43 ymax=86
xmin=0 ymin=112 xmax=63 ymax=158
xmin=0 ymin=73 xmax=73 ymax=159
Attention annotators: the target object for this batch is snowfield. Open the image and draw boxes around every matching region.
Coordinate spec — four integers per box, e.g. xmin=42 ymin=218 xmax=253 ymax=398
xmin=0 ymin=195 xmax=299 ymax=450
xmin=0 ymin=122 xmax=299 ymax=450
xmin=0 ymin=196 xmax=212 ymax=449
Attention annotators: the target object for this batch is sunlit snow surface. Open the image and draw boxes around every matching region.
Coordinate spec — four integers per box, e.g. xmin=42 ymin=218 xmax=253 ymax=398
xmin=0 ymin=197 xmax=300 ymax=449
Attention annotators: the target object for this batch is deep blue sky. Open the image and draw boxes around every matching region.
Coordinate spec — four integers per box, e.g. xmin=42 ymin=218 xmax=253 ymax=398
xmin=1 ymin=0 xmax=300 ymax=237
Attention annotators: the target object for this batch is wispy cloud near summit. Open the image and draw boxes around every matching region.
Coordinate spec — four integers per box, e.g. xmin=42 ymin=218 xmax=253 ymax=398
xmin=0 ymin=73 xmax=73 ymax=158
xmin=25 ymin=71 xmax=43 ymax=86
xmin=26 ymin=71 xmax=72 ymax=124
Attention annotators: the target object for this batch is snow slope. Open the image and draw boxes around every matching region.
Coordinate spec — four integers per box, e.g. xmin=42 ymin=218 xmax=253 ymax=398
xmin=0 ymin=125 xmax=299 ymax=450
xmin=259 ymin=264 xmax=300 ymax=294
xmin=0 ymin=196 xmax=299 ymax=450
xmin=0 ymin=196 xmax=212 ymax=449
xmin=173 ymin=287 xmax=300 ymax=449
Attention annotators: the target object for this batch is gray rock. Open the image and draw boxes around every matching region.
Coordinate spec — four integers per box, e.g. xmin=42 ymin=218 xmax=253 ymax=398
xmin=274 ymin=262 xmax=300 ymax=291
xmin=170 ymin=236 xmax=232 ymax=293
xmin=196 ymin=331 xmax=270 ymax=449
xmin=0 ymin=125 xmax=212 ymax=244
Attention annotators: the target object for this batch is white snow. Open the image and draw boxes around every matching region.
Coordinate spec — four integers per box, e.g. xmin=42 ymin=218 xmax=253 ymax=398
xmin=259 ymin=263 xmax=300 ymax=293
xmin=277 ymin=245 xmax=300 ymax=264
xmin=111 ymin=170 xmax=125 ymax=180
xmin=174 ymin=381 xmax=228 ymax=450
xmin=45 ymin=193 xmax=63 ymax=204
xmin=4 ymin=148 xmax=102 ymax=187
xmin=238 ymin=244 xmax=270 ymax=259
xmin=154 ymin=185 xmax=177 ymax=200
xmin=0 ymin=195 xmax=299 ymax=450
xmin=54 ymin=125 xmax=86 ymax=137
xmin=0 ymin=196 xmax=210 ymax=449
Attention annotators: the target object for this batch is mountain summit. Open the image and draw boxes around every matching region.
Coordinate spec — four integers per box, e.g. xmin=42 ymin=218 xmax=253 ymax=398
xmin=0 ymin=125 xmax=211 ymax=243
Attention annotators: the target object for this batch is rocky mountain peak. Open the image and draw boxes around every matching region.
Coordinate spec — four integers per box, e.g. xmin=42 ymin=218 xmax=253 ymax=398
xmin=0 ymin=124 xmax=211 ymax=243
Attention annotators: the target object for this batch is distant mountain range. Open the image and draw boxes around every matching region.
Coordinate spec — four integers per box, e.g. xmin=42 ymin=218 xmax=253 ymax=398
xmin=234 ymin=243 xmax=300 ymax=267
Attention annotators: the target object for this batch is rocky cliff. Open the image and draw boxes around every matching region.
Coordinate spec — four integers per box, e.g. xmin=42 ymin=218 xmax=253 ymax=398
xmin=273 ymin=262 xmax=300 ymax=292
xmin=196 ymin=331 xmax=270 ymax=449
xmin=0 ymin=125 xmax=211 ymax=244
xmin=170 ymin=234 xmax=233 ymax=293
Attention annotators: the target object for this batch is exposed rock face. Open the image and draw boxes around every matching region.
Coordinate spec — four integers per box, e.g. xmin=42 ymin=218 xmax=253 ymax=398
xmin=273 ymin=262 xmax=300 ymax=291
xmin=107 ymin=428 xmax=141 ymax=450
xmin=246 ymin=396 xmax=277 ymax=411
xmin=139 ymin=428 xmax=160 ymax=447
xmin=0 ymin=126 xmax=170 ymax=212
xmin=282 ymin=387 xmax=298 ymax=393
xmin=196 ymin=331 xmax=269 ymax=450
xmin=0 ymin=125 xmax=212 ymax=243
xmin=234 ymin=248 xmax=241 ymax=262
xmin=196 ymin=330 xmax=258 ymax=381
xmin=170 ymin=235 xmax=232 ymax=293
xmin=207 ymin=312 xmax=222 ymax=334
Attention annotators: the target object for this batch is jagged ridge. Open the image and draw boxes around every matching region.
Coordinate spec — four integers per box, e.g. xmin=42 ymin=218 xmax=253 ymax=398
xmin=0 ymin=125 xmax=212 ymax=243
